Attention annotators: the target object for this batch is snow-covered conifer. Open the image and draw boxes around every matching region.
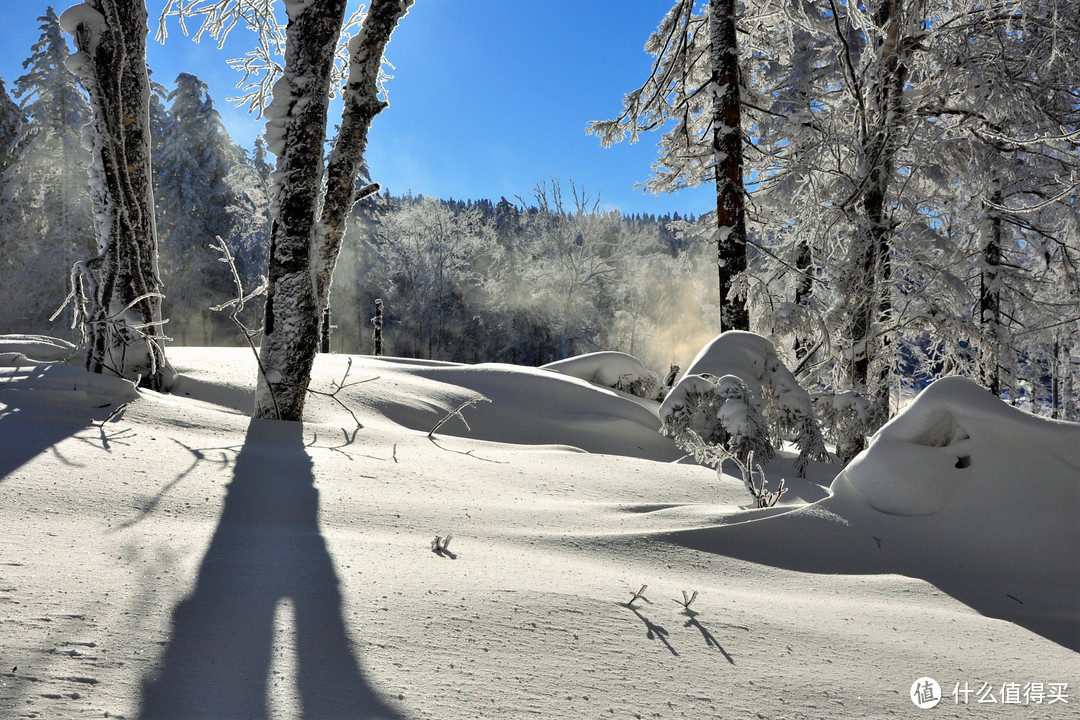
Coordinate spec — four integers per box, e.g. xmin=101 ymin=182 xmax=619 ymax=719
xmin=588 ymin=0 xmax=749 ymax=332
xmin=0 ymin=80 xmax=26 ymax=176
xmin=156 ymin=72 xmax=244 ymax=344
xmin=0 ymin=8 xmax=95 ymax=335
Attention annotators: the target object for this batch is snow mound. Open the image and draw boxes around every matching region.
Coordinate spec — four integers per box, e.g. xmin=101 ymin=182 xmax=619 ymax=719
xmin=0 ymin=334 xmax=77 ymax=362
xmin=351 ymin=357 xmax=684 ymax=461
xmin=834 ymin=376 xmax=1080 ymax=517
xmin=542 ymin=351 xmax=662 ymax=399
xmin=665 ymin=376 xmax=1079 ymax=647
xmin=0 ymin=335 xmax=138 ymax=414
xmin=681 ymin=332 xmax=787 ymax=401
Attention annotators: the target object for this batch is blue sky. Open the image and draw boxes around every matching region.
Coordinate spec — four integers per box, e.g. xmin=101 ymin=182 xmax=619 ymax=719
xmin=0 ymin=1 xmax=715 ymax=217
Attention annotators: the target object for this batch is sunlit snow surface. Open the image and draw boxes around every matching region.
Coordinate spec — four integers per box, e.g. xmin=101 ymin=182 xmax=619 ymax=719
xmin=1 ymin=336 xmax=1076 ymax=720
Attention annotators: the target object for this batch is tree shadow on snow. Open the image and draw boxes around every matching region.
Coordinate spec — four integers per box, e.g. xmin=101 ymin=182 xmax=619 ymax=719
xmin=139 ymin=418 xmax=405 ymax=719
xmin=0 ymin=359 xmax=133 ymax=483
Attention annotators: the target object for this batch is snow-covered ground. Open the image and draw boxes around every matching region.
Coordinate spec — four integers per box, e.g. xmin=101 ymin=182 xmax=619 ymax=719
xmin=1 ymin=336 xmax=1077 ymax=720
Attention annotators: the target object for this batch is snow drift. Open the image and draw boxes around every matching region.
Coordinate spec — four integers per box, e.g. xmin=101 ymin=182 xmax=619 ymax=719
xmin=1 ymin=337 xmax=1077 ymax=720
xmin=834 ymin=375 xmax=1080 ymax=517
xmin=349 ymin=356 xmax=685 ymax=461
xmin=667 ymin=375 xmax=1080 ymax=649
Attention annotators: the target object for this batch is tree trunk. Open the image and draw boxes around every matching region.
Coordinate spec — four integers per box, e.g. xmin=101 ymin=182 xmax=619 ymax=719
xmin=979 ymin=185 xmax=1003 ymax=396
xmin=847 ymin=0 xmax=905 ymax=425
xmin=792 ymin=239 xmax=813 ymax=360
xmin=255 ymin=0 xmax=411 ymax=420
xmin=62 ymin=0 xmax=173 ymax=390
xmin=1051 ymin=336 xmax=1060 ymax=420
xmin=254 ymin=0 xmax=350 ymax=420
xmin=709 ymin=0 xmax=749 ymax=332
xmin=320 ymin=305 xmax=332 ymax=353
xmin=312 ymin=0 xmax=412 ymax=313
xmin=1064 ymin=342 xmax=1075 ymax=421
xmin=372 ymin=298 xmax=383 ymax=356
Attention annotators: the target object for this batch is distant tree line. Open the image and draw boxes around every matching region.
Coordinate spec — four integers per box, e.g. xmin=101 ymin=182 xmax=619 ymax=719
xmin=0 ymin=10 xmax=707 ymax=373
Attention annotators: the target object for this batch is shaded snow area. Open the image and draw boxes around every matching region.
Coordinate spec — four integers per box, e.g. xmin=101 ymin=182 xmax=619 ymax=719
xmin=1 ymin=336 xmax=1077 ymax=720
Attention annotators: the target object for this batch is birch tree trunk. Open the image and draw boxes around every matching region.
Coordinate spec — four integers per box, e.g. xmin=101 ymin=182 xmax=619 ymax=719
xmin=61 ymin=0 xmax=174 ymax=391
xmin=312 ymin=0 xmax=414 ymax=343
xmin=255 ymin=0 xmax=411 ymax=421
xmin=253 ymin=0 xmax=349 ymax=420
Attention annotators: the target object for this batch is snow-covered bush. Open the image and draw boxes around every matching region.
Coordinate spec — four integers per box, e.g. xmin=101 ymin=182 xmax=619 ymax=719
xmin=542 ymin=351 xmax=663 ymax=400
xmin=660 ymin=372 xmax=774 ymax=464
xmin=660 ymin=332 xmax=830 ymax=475
xmin=812 ymin=390 xmax=874 ymax=463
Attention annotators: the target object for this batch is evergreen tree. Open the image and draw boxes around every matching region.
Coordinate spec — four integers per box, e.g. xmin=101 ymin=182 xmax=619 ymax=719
xmin=147 ymin=71 xmax=174 ymax=182
xmin=249 ymin=134 xmax=274 ymax=188
xmin=0 ymin=7 xmax=94 ymax=335
xmin=156 ymin=72 xmax=242 ymax=344
xmin=0 ymin=79 xmax=26 ymax=178
xmin=14 ymin=6 xmax=94 ymax=253
xmin=0 ymin=78 xmax=31 ymax=332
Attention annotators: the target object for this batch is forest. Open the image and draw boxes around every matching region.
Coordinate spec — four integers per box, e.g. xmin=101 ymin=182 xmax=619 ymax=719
xmin=0 ymin=0 xmax=1077 ymax=428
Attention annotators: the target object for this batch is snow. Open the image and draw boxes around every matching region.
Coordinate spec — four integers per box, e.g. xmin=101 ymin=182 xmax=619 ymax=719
xmin=1 ymin=336 xmax=1077 ymax=719
xmin=263 ymin=76 xmax=292 ymax=158
xmin=58 ymin=3 xmax=106 ymax=103
xmin=836 ymin=376 xmax=1080 ymax=517
xmin=58 ymin=3 xmax=106 ymax=49
xmin=680 ymin=331 xmax=784 ymax=406
xmin=282 ymin=0 xmax=317 ymax=20
xmin=542 ymin=351 xmax=662 ymax=399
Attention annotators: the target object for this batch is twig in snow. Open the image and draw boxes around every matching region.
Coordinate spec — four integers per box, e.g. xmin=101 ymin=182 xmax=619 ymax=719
xmin=209 ymin=237 xmax=278 ymax=419
xmin=431 ymin=534 xmax=456 ymax=558
xmin=97 ymin=402 xmax=130 ymax=427
xmin=672 ymin=590 xmax=699 ymax=612
xmin=428 ymin=397 xmax=490 ymax=437
xmin=626 ymin=584 xmax=649 ymax=607
xmin=302 ymin=357 xmax=378 ymax=430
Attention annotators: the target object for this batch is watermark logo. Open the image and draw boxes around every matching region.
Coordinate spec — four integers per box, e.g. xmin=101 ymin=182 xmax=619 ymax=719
xmin=911 ymin=677 xmax=942 ymax=709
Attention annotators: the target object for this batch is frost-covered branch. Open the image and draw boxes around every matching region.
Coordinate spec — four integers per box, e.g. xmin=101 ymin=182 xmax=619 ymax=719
xmin=156 ymin=0 xmax=373 ymax=116
xmin=209 ymin=236 xmax=278 ymax=418
xmin=732 ymin=451 xmax=787 ymax=509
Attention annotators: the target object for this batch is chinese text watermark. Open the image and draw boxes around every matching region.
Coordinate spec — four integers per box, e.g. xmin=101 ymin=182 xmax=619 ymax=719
xmin=911 ymin=678 xmax=1069 ymax=708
